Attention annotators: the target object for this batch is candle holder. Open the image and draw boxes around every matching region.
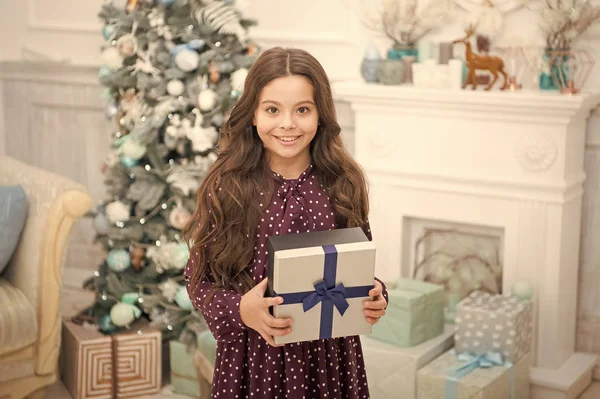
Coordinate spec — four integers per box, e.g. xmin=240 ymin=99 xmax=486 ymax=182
xmin=547 ymin=49 xmax=595 ymax=95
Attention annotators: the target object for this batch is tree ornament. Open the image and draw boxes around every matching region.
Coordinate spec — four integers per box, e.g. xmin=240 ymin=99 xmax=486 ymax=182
xmin=126 ymin=0 xmax=139 ymax=14
xmin=230 ymin=67 xmax=248 ymax=94
xmin=175 ymin=285 xmax=194 ymax=310
xmin=105 ymin=100 xmax=119 ymax=121
xmin=158 ymin=0 xmax=175 ymax=5
xmin=107 ymin=248 xmax=132 ymax=272
xmin=93 ymin=212 xmax=110 ymax=235
xmin=186 ymin=109 xmax=218 ymax=152
xmin=147 ymin=242 xmax=190 ymax=273
xmin=208 ymin=61 xmax=221 ymax=84
xmin=110 ymin=302 xmax=140 ymax=326
xmin=167 ymin=79 xmax=185 ymax=96
xmin=102 ymin=24 xmax=117 ymax=41
xmin=117 ymin=35 xmax=138 ymax=58
xmin=120 ymin=156 xmax=139 ymax=168
xmin=99 ymin=314 xmax=118 ymax=333
xmin=168 ymin=202 xmax=192 ymax=229
xmin=121 ymin=137 xmax=147 ymax=160
xmin=174 ymin=49 xmax=200 ymax=72
xmin=129 ymin=246 xmax=147 ymax=271
xmin=101 ymin=46 xmax=124 ymax=70
xmin=198 ymin=88 xmax=218 ymax=111
xmin=159 ymin=278 xmax=180 ymax=302
xmin=106 ymin=200 xmax=130 ymax=223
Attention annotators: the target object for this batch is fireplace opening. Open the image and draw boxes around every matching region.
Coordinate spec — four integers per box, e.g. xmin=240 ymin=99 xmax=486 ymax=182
xmin=403 ymin=218 xmax=504 ymax=322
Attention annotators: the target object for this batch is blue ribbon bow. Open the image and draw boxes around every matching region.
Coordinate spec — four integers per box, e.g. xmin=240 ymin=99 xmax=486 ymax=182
xmin=302 ymin=281 xmax=349 ymax=316
xmin=444 ymin=351 xmax=515 ymax=399
xmin=275 ymin=245 xmax=372 ymax=339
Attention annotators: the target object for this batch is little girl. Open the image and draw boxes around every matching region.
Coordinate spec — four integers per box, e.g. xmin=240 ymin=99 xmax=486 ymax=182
xmin=184 ymin=47 xmax=388 ymax=399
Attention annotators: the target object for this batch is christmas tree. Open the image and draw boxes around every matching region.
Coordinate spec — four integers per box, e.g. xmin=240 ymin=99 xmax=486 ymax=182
xmin=77 ymin=0 xmax=259 ymax=344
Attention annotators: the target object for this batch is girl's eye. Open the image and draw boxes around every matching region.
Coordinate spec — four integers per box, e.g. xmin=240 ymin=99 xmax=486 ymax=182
xmin=266 ymin=107 xmax=278 ymax=114
xmin=298 ymin=107 xmax=309 ymax=114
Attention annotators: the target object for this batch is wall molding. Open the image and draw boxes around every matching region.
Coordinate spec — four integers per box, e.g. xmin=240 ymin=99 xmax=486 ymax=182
xmin=27 ymin=0 xmax=99 ymax=35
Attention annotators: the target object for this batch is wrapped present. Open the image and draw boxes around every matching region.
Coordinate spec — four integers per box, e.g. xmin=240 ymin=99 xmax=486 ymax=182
xmin=363 ymin=324 xmax=454 ymax=399
xmin=454 ymin=291 xmax=532 ymax=363
xmin=60 ymin=319 xmax=161 ymax=399
xmin=169 ymin=340 xmax=210 ymax=398
xmin=417 ymin=349 xmax=531 ymax=399
xmin=371 ymin=278 xmax=445 ymax=347
xmin=196 ymin=329 xmax=217 ymax=366
xmin=267 ymin=227 xmax=376 ymax=345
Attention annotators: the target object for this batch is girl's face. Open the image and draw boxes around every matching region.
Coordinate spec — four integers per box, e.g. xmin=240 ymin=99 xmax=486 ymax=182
xmin=253 ymin=75 xmax=319 ymax=173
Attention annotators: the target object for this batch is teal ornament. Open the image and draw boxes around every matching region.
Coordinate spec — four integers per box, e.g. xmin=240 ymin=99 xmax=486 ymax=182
xmin=99 ymin=314 xmax=118 ymax=333
xmin=158 ymin=0 xmax=175 ymax=4
xmin=170 ymin=40 xmax=205 ymax=72
xmin=360 ymin=43 xmax=382 ymax=83
xmin=93 ymin=213 xmax=110 ymax=235
xmin=102 ymin=24 xmax=117 ymax=41
xmin=120 ymin=155 xmax=139 ymax=168
xmin=102 ymin=88 xmax=113 ymax=102
xmin=109 ymin=302 xmax=141 ymax=327
xmin=107 ymin=249 xmax=131 ymax=272
xmin=174 ymin=243 xmax=190 ymax=269
xmin=121 ymin=292 xmax=140 ymax=305
xmin=175 ymin=285 xmax=194 ymax=310
xmin=98 ymin=65 xmax=112 ymax=80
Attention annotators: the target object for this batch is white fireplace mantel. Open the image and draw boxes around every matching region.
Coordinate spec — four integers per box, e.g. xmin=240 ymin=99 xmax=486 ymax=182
xmin=333 ymin=80 xmax=600 ymax=399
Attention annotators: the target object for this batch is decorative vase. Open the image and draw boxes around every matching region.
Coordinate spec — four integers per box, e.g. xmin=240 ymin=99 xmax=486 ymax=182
xmin=377 ymin=59 xmax=405 ymax=85
xmin=546 ymin=49 xmax=595 ymax=95
xmin=540 ymin=47 xmax=569 ymax=91
xmin=387 ymin=43 xmax=418 ymax=60
xmin=361 ymin=43 xmax=382 ymax=83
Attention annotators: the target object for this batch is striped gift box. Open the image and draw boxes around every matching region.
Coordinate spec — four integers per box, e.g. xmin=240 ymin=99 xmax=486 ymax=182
xmin=60 ymin=319 xmax=162 ymax=399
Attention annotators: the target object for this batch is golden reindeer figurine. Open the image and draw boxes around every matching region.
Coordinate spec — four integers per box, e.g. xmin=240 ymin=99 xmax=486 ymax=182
xmin=453 ymin=25 xmax=509 ymax=91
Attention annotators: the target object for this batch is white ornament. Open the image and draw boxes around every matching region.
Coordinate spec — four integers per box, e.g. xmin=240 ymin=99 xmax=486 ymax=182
xmin=198 ymin=89 xmax=218 ymax=111
xmin=167 ymin=79 xmax=185 ymax=96
xmin=147 ymin=242 xmax=190 ymax=273
xmin=174 ymin=49 xmax=199 ymax=72
xmin=230 ymin=68 xmax=249 ymax=93
xmin=186 ymin=110 xmax=218 ymax=152
xmin=128 ymin=51 xmax=161 ymax=76
xmin=105 ymin=201 xmax=130 ymax=223
xmin=158 ymin=278 xmax=180 ymax=302
xmin=169 ymin=205 xmax=192 ymax=229
xmin=101 ymin=47 xmax=124 ymax=70
xmin=121 ymin=138 xmax=147 ymax=160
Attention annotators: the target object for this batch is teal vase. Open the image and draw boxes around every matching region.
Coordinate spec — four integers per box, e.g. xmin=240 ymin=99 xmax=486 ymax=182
xmin=387 ymin=44 xmax=418 ymax=60
xmin=540 ymin=48 xmax=570 ymax=91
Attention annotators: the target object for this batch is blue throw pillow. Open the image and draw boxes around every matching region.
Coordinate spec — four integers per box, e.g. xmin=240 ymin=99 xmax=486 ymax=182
xmin=0 ymin=185 xmax=28 ymax=275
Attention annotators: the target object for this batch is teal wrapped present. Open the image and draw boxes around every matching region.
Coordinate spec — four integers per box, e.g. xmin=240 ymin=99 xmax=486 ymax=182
xmin=169 ymin=340 xmax=208 ymax=398
xmin=371 ymin=278 xmax=445 ymax=347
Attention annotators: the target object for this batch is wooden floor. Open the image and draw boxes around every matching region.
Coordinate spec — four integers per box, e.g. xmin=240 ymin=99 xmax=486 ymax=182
xmin=49 ymin=268 xmax=600 ymax=399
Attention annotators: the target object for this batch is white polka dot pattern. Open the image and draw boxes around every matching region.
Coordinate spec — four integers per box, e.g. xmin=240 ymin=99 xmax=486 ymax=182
xmin=454 ymin=291 xmax=532 ymax=363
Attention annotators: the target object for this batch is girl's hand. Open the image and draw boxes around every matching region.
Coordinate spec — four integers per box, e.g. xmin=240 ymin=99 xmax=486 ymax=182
xmin=240 ymin=277 xmax=293 ymax=347
xmin=363 ymin=279 xmax=387 ymax=325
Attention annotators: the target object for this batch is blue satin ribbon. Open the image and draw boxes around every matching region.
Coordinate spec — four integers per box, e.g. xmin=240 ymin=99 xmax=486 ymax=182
xmin=444 ymin=351 xmax=515 ymax=399
xmin=276 ymin=245 xmax=372 ymax=339
xmin=169 ymin=39 xmax=205 ymax=57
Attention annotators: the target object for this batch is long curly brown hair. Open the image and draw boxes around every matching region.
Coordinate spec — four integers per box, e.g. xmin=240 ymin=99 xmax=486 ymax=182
xmin=183 ymin=47 xmax=369 ymax=295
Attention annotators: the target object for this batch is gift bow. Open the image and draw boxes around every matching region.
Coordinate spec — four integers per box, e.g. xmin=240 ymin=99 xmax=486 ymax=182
xmin=302 ymin=280 xmax=350 ymax=316
xmin=444 ymin=351 xmax=515 ymax=399
xmin=170 ymin=39 xmax=205 ymax=57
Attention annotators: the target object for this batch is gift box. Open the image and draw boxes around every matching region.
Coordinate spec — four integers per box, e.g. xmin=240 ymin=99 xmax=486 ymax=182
xmin=454 ymin=291 xmax=532 ymax=363
xmin=417 ymin=349 xmax=531 ymax=399
xmin=371 ymin=278 xmax=445 ymax=347
xmin=363 ymin=324 xmax=454 ymax=399
xmin=60 ymin=319 xmax=162 ymax=399
xmin=267 ymin=227 xmax=376 ymax=345
xmin=169 ymin=340 xmax=210 ymax=398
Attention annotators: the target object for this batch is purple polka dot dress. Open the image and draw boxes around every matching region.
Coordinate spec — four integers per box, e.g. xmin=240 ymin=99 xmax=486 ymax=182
xmin=185 ymin=164 xmax=388 ymax=399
